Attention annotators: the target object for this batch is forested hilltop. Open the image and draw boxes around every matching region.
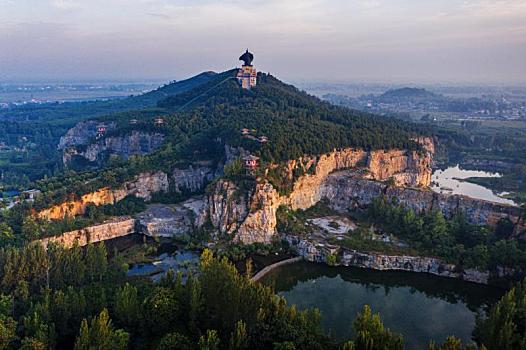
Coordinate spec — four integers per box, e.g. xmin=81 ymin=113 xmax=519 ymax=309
xmin=29 ymin=70 xmax=426 ymax=206
xmin=0 ymin=72 xmax=217 ymax=188
xmin=157 ymin=70 xmax=424 ymax=161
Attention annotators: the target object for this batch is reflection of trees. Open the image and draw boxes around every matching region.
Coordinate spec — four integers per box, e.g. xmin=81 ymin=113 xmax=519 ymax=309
xmin=262 ymin=262 xmax=505 ymax=312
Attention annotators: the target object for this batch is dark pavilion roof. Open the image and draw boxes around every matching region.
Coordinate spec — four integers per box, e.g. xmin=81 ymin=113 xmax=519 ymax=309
xmin=239 ymin=49 xmax=254 ymax=66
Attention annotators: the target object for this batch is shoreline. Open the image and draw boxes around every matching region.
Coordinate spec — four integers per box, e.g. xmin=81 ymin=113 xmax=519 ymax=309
xmin=252 ymin=257 xmax=304 ymax=282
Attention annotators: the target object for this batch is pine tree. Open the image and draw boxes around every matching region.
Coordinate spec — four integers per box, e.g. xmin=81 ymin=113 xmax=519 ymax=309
xmin=198 ymin=329 xmax=220 ymax=350
xmin=73 ymin=309 xmax=128 ymax=350
xmin=351 ymin=305 xmax=403 ymax=350
xmin=114 ymin=283 xmax=139 ymax=329
xmin=229 ymin=320 xmax=248 ymax=350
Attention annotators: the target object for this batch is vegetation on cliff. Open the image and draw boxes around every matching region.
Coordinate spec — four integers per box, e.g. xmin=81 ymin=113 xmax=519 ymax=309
xmin=363 ymin=196 xmax=526 ymax=271
xmin=0 ymin=73 xmax=217 ymax=190
xmin=1 ymin=68 xmax=430 ymax=239
xmin=474 ymin=279 xmax=526 ymax=349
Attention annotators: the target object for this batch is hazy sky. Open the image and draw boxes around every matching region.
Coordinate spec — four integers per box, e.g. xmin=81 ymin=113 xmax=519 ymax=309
xmin=1 ymin=0 xmax=525 ymax=84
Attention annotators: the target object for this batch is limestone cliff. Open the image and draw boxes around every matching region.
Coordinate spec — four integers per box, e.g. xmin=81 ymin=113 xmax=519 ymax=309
xmin=207 ymin=180 xmax=250 ymax=235
xmin=204 ymin=138 xmax=524 ymax=244
xmin=63 ymin=131 xmax=164 ymax=166
xmin=37 ymin=216 xmax=135 ymax=249
xmin=58 ymin=121 xmax=116 ymax=150
xmin=137 ymin=204 xmax=193 ymax=238
xmin=323 ymin=173 xmax=524 ymax=229
xmin=366 ymin=150 xmax=432 ymax=188
xmin=37 ymin=172 xmax=168 ymax=220
xmin=236 ymin=183 xmax=282 ymax=243
xmin=284 ymin=145 xmax=432 ymax=211
xmin=286 ymin=235 xmax=491 ymax=284
xmin=172 ymin=165 xmax=218 ymax=194
xmin=205 ymin=142 xmax=435 ymax=243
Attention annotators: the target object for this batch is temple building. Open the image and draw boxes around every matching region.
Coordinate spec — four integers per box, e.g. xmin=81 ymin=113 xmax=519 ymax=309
xmin=243 ymin=155 xmax=260 ymax=169
xmin=236 ymin=49 xmax=257 ymax=89
xmin=96 ymin=124 xmax=107 ymax=139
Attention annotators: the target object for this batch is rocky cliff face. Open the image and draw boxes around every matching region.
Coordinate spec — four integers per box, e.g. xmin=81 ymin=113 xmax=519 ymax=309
xmin=58 ymin=121 xmax=116 ymax=150
xmin=204 ymin=138 xmax=524 ymax=243
xmin=207 ymin=180 xmax=251 ymax=235
xmin=236 ymin=183 xmax=282 ymax=243
xmin=37 ymin=216 xmax=135 ymax=249
xmin=172 ymin=165 xmax=218 ymax=193
xmin=137 ymin=204 xmax=193 ymax=238
xmin=63 ymin=131 xmax=164 ymax=166
xmin=204 ymin=143 xmax=435 ymax=243
xmin=286 ymin=235 xmax=491 ymax=284
xmin=37 ymin=172 xmax=168 ymax=220
xmin=366 ymin=150 xmax=432 ymax=188
xmin=323 ymin=173 xmax=524 ymax=229
xmin=283 ymin=145 xmax=432 ymax=211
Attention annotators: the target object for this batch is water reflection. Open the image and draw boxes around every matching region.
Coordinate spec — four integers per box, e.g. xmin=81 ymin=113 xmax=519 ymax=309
xmin=262 ymin=262 xmax=504 ymax=350
xmin=431 ymin=165 xmax=516 ymax=206
xmin=127 ymin=250 xmax=199 ymax=282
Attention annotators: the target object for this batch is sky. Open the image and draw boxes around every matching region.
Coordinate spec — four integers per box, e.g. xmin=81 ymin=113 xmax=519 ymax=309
xmin=1 ymin=0 xmax=525 ymax=84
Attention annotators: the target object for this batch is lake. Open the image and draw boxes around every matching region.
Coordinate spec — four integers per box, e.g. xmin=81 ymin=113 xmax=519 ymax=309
xmin=431 ymin=165 xmax=516 ymax=206
xmin=127 ymin=250 xmax=200 ymax=282
xmin=261 ymin=262 xmax=503 ymax=350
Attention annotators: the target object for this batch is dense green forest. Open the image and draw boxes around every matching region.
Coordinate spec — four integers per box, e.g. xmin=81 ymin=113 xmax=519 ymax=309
xmin=363 ymin=196 xmax=526 ymax=271
xmin=0 ymin=73 xmax=217 ymax=189
xmin=276 ymin=197 xmax=526 ymax=273
xmin=0 ymin=242 xmax=521 ymax=350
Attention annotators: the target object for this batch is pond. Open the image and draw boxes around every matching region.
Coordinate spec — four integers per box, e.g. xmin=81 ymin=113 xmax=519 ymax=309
xmin=431 ymin=165 xmax=516 ymax=206
xmin=127 ymin=250 xmax=200 ymax=282
xmin=261 ymin=262 xmax=503 ymax=350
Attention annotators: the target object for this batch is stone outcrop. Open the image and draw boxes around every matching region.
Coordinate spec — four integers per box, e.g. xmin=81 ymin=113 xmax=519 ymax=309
xmin=207 ymin=180 xmax=250 ymax=235
xmin=37 ymin=156 xmax=223 ymax=222
xmin=37 ymin=216 xmax=135 ymax=249
xmin=284 ymin=149 xmax=368 ymax=210
xmin=172 ymin=165 xmax=218 ymax=194
xmin=286 ymin=235 xmax=491 ymax=284
xmin=282 ymin=145 xmax=433 ymax=211
xmin=63 ymin=131 xmax=164 ymax=166
xmin=37 ymin=172 xmax=168 ymax=220
xmin=58 ymin=121 xmax=116 ymax=150
xmin=236 ymin=183 xmax=282 ymax=244
xmin=203 ymin=137 xmax=526 ymax=244
xmin=323 ymin=173 xmax=524 ymax=229
xmin=204 ymin=143 xmax=434 ymax=243
xmin=366 ymin=150 xmax=431 ymax=188
xmin=37 ymin=187 xmax=127 ymax=221
xmin=137 ymin=204 xmax=193 ymax=238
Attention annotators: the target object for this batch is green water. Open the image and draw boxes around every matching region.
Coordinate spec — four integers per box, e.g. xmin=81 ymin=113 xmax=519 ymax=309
xmin=261 ymin=262 xmax=504 ymax=350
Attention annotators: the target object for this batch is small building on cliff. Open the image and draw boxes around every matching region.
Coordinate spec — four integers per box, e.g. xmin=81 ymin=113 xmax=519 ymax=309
xmin=237 ymin=49 xmax=257 ymax=89
xmin=243 ymin=155 xmax=259 ymax=169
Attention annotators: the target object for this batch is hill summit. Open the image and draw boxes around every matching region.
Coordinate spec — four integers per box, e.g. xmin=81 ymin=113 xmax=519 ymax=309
xmin=378 ymin=87 xmax=440 ymax=102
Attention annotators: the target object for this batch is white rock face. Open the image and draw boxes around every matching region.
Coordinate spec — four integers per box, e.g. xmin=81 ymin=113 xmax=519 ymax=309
xmin=286 ymin=235 xmax=491 ymax=285
xmin=137 ymin=204 xmax=193 ymax=238
xmin=37 ymin=216 xmax=135 ymax=249
xmin=172 ymin=165 xmax=217 ymax=193
xmin=38 ymin=171 xmax=169 ymax=220
xmin=207 ymin=180 xmax=250 ymax=235
xmin=204 ymin=143 xmax=435 ymax=244
xmin=58 ymin=121 xmax=116 ymax=150
xmin=62 ymin=131 xmax=164 ymax=167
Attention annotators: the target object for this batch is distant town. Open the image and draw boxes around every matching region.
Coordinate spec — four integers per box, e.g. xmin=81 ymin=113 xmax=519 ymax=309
xmin=299 ymin=82 xmax=526 ymax=122
xmin=0 ymin=81 xmax=162 ymax=106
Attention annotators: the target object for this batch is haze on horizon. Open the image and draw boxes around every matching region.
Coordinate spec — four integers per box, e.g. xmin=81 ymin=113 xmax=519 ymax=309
xmin=1 ymin=0 xmax=525 ymax=85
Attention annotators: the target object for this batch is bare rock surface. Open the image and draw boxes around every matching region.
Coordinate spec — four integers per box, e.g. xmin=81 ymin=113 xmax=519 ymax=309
xmin=137 ymin=204 xmax=193 ymax=238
